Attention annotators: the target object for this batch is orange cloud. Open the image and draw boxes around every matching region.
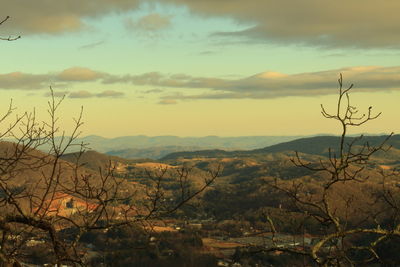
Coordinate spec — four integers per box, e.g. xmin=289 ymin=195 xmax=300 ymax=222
xmin=58 ymin=67 xmax=104 ymax=82
xmin=2 ymin=1 xmax=142 ymax=34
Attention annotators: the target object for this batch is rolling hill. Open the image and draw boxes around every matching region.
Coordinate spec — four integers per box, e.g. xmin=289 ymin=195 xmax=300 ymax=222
xmin=60 ymin=150 xmax=151 ymax=171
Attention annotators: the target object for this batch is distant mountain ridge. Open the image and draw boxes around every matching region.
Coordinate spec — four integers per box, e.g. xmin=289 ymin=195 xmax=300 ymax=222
xmin=30 ymin=134 xmax=395 ymax=160
xmin=106 ymin=146 xmax=205 ymax=160
xmin=39 ymin=135 xmax=307 ymax=159
xmin=78 ymin=135 xmax=306 ymax=152
xmin=161 ymin=134 xmax=399 ymax=160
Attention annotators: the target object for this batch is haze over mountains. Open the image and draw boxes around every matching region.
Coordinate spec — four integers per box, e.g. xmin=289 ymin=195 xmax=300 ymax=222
xmin=46 ymin=133 xmax=396 ymax=160
xmin=162 ymin=134 xmax=400 ymax=161
xmin=58 ymin=133 xmax=399 ymax=170
xmin=56 ymin=135 xmax=307 ymax=159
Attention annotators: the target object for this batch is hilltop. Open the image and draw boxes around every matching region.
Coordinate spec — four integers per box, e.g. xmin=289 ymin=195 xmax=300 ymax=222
xmin=60 ymin=150 xmax=151 ymax=171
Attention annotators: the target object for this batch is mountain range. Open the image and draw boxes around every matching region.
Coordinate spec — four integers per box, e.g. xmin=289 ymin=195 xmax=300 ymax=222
xmin=161 ymin=134 xmax=399 ymax=161
xmin=31 ymin=133 xmax=397 ymax=161
xmin=42 ymin=135 xmax=307 ymax=159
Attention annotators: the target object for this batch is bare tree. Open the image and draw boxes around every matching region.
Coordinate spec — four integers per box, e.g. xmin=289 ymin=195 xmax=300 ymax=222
xmin=238 ymin=75 xmax=399 ymax=266
xmin=0 ymin=16 xmax=20 ymax=41
xmin=0 ymin=16 xmax=219 ymax=266
xmin=0 ymin=93 xmax=219 ymax=267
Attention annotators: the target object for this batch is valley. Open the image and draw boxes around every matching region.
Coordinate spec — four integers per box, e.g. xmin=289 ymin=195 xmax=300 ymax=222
xmin=42 ymin=134 xmax=399 ymax=266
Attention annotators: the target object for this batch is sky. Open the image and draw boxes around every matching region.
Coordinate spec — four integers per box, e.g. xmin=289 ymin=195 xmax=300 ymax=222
xmin=1 ymin=0 xmax=400 ymax=137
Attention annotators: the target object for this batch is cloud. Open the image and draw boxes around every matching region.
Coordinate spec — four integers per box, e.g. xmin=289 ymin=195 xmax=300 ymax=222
xmin=4 ymin=65 xmax=400 ymax=100
xmin=0 ymin=72 xmax=50 ymax=89
xmin=102 ymin=71 xmax=225 ymax=88
xmin=78 ymin=40 xmax=105 ymax=49
xmin=117 ymin=66 xmax=400 ymax=100
xmin=4 ymin=1 xmax=399 ymax=48
xmin=2 ymin=1 xmax=142 ymax=34
xmin=3 ymin=1 xmax=400 ymax=48
xmin=68 ymin=90 xmax=124 ymax=99
xmin=102 ymin=72 xmax=164 ymax=85
xmin=44 ymin=91 xmax=68 ymax=98
xmin=0 ymin=67 xmax=103 ymax=90
xmin=198 ymin=50 xmax=217 ymax=56
xmin=165 ymin=0 xmax=400 ymax=48
xmin=58 ymin=67 xmax=104 ymax=82
xmin=69 ymin=90 xmax=93 ymax=99
xmin=96 ymin=90 xmax=124 ymax=98
xmin=125 ymin=13 xmax=172 ymax=32
xmin=144 ymin=88 xmax=164 ymax=94
xmin=158 ymin=99 xmax=177 ymax=105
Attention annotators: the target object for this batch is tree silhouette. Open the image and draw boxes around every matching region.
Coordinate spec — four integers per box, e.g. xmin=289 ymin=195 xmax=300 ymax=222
xmin=238 ymin=75 xmax=398 ymax=266
xmin=0 ymin=16 xmax=20 ymax=41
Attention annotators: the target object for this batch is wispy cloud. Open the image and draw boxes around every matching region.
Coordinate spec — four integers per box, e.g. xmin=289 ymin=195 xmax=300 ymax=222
xmin=69 ymin=90 xmax=124 ymax=99
xmin=44 ymin=91 xmax=68 ymax=98
xmin=198 ymin=50 xmax=217 ymax=56
xmin=69 ymin=90 xmax=94 ymax=99
xmin=96 ymin=90 xmax=124 ymax=98
xmin=125 ymin=13 xmax=172 ymax=32
xmin=158 ymin=99 xmax=177 ymax=105
xmin=57 ymin=67 xmax=105 ymax=82
xmin=0 ymin=68 xmax=103 ymax=90
xmin=78 ymin=40 xmax=105 ymax=50
xmin=0 ymin=72 xmax=51 ymax=89
xmin=144 ymin=88 xmax=164 ymax=94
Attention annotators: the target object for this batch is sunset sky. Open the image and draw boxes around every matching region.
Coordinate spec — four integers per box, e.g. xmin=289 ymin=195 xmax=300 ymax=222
xmin=1 ymin=1 xmax=400 ymax=137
